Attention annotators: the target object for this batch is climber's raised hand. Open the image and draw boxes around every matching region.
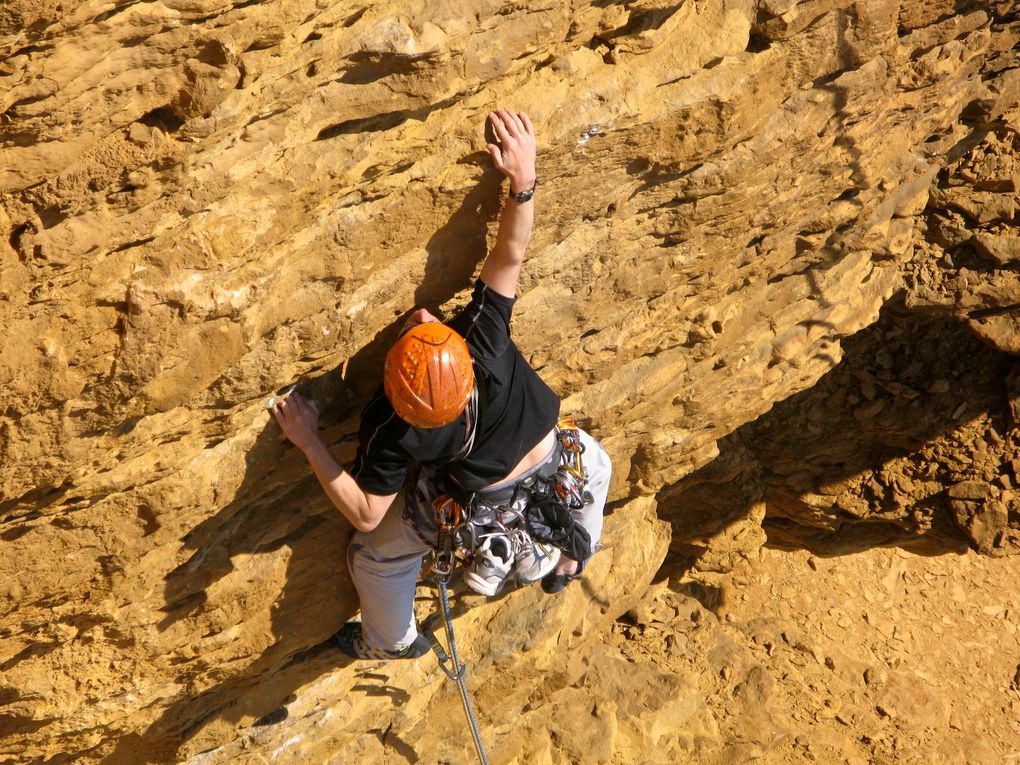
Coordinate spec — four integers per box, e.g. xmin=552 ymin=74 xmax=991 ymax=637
xmin=486 ymin=108 xmax=536 ymax=193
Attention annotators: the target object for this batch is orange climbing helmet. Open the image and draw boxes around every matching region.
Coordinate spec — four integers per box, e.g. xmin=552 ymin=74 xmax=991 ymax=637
xmin=384 ymin=322 xmax=474 ymax=428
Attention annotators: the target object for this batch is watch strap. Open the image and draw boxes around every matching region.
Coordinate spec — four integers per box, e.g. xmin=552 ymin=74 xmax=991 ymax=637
xmin=508 ymin=180 xmax=537 ymax=203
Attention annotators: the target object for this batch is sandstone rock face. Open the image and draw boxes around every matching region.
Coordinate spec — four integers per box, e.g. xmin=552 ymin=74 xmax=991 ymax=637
xmin=1 ymin=1 xmax=1019 ymax=763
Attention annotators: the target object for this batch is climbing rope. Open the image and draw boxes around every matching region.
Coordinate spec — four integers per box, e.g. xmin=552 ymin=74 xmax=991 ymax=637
xmin=421 ymin=581 xmax=490 ymax=765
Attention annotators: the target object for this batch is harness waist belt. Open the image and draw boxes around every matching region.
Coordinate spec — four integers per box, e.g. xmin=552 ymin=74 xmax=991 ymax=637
xmin=470 ymin=438 xmax=562 ymax=507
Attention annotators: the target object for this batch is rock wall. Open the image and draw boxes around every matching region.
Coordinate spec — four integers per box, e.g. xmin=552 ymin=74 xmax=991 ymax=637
xmin=1 ymin=0 xmax=1018 ymax=762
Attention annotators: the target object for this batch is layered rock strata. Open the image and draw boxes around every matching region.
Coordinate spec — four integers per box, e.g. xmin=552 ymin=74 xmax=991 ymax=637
xmin=0 ymin=0 xmax=1018 ymax=762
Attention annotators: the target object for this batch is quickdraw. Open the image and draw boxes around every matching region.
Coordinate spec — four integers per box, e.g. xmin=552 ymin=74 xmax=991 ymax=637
xmin=554 ymin=417 xmax=593 ymax=510
xmin=427 ymin=494 xmax=463 ymax=583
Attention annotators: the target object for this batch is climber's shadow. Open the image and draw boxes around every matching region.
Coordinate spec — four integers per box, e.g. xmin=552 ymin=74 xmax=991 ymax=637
xmin=415 ymin=155 xmax=503 ymax=310
xmin=351 ymin=671 xmax=412 ymax=706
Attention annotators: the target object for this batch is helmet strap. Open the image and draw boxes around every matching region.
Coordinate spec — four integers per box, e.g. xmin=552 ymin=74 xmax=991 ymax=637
xmin=459 ymin=383 xmax=479 ymax=460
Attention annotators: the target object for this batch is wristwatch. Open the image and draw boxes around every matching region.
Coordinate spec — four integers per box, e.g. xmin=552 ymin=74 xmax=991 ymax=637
xmin=509 ymin=179 xmax=537 ymax=204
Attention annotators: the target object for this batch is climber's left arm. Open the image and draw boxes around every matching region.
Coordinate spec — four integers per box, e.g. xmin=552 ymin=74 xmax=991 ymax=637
xmin=479 ymin=108 xmax=537 ymax=299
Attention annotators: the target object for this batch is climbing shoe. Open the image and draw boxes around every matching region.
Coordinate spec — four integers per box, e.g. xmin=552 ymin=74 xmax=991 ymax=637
xmin=333 ymin=622 xmax=430 ymax=661
xmin=463 ymin=532 xmax=515 ymax=596
xmin=464 ymin=528 xmax=561 ymax=595
xmin=513 ymin=537 xmax=561 ymax=585
xmin=541 ymin=557 xmax=587 ymax=594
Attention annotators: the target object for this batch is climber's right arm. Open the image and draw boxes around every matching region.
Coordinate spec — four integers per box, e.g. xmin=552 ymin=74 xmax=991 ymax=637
xmin=271 ymin=392 xmax=395 ymax=532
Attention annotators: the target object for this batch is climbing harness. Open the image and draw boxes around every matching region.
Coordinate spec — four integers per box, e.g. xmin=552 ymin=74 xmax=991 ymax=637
xmin=520 ymin=417 xmax=594 ymax=564
xmin=417 ymin=416 xmax=595 ymax=582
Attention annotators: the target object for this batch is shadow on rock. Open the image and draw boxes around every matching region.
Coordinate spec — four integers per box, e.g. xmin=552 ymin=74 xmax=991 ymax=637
xmin=655 ymin=303 xmax=1019 ymax=592
xmin=103 ymin=415 xmax=359 ymax=763
xmin=414 ymin=158 xmax=503 ymax=310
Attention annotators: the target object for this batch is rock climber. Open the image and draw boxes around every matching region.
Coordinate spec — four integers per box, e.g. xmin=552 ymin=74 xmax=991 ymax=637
xmin=271 ymin=108 xmax=612 ymax=660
